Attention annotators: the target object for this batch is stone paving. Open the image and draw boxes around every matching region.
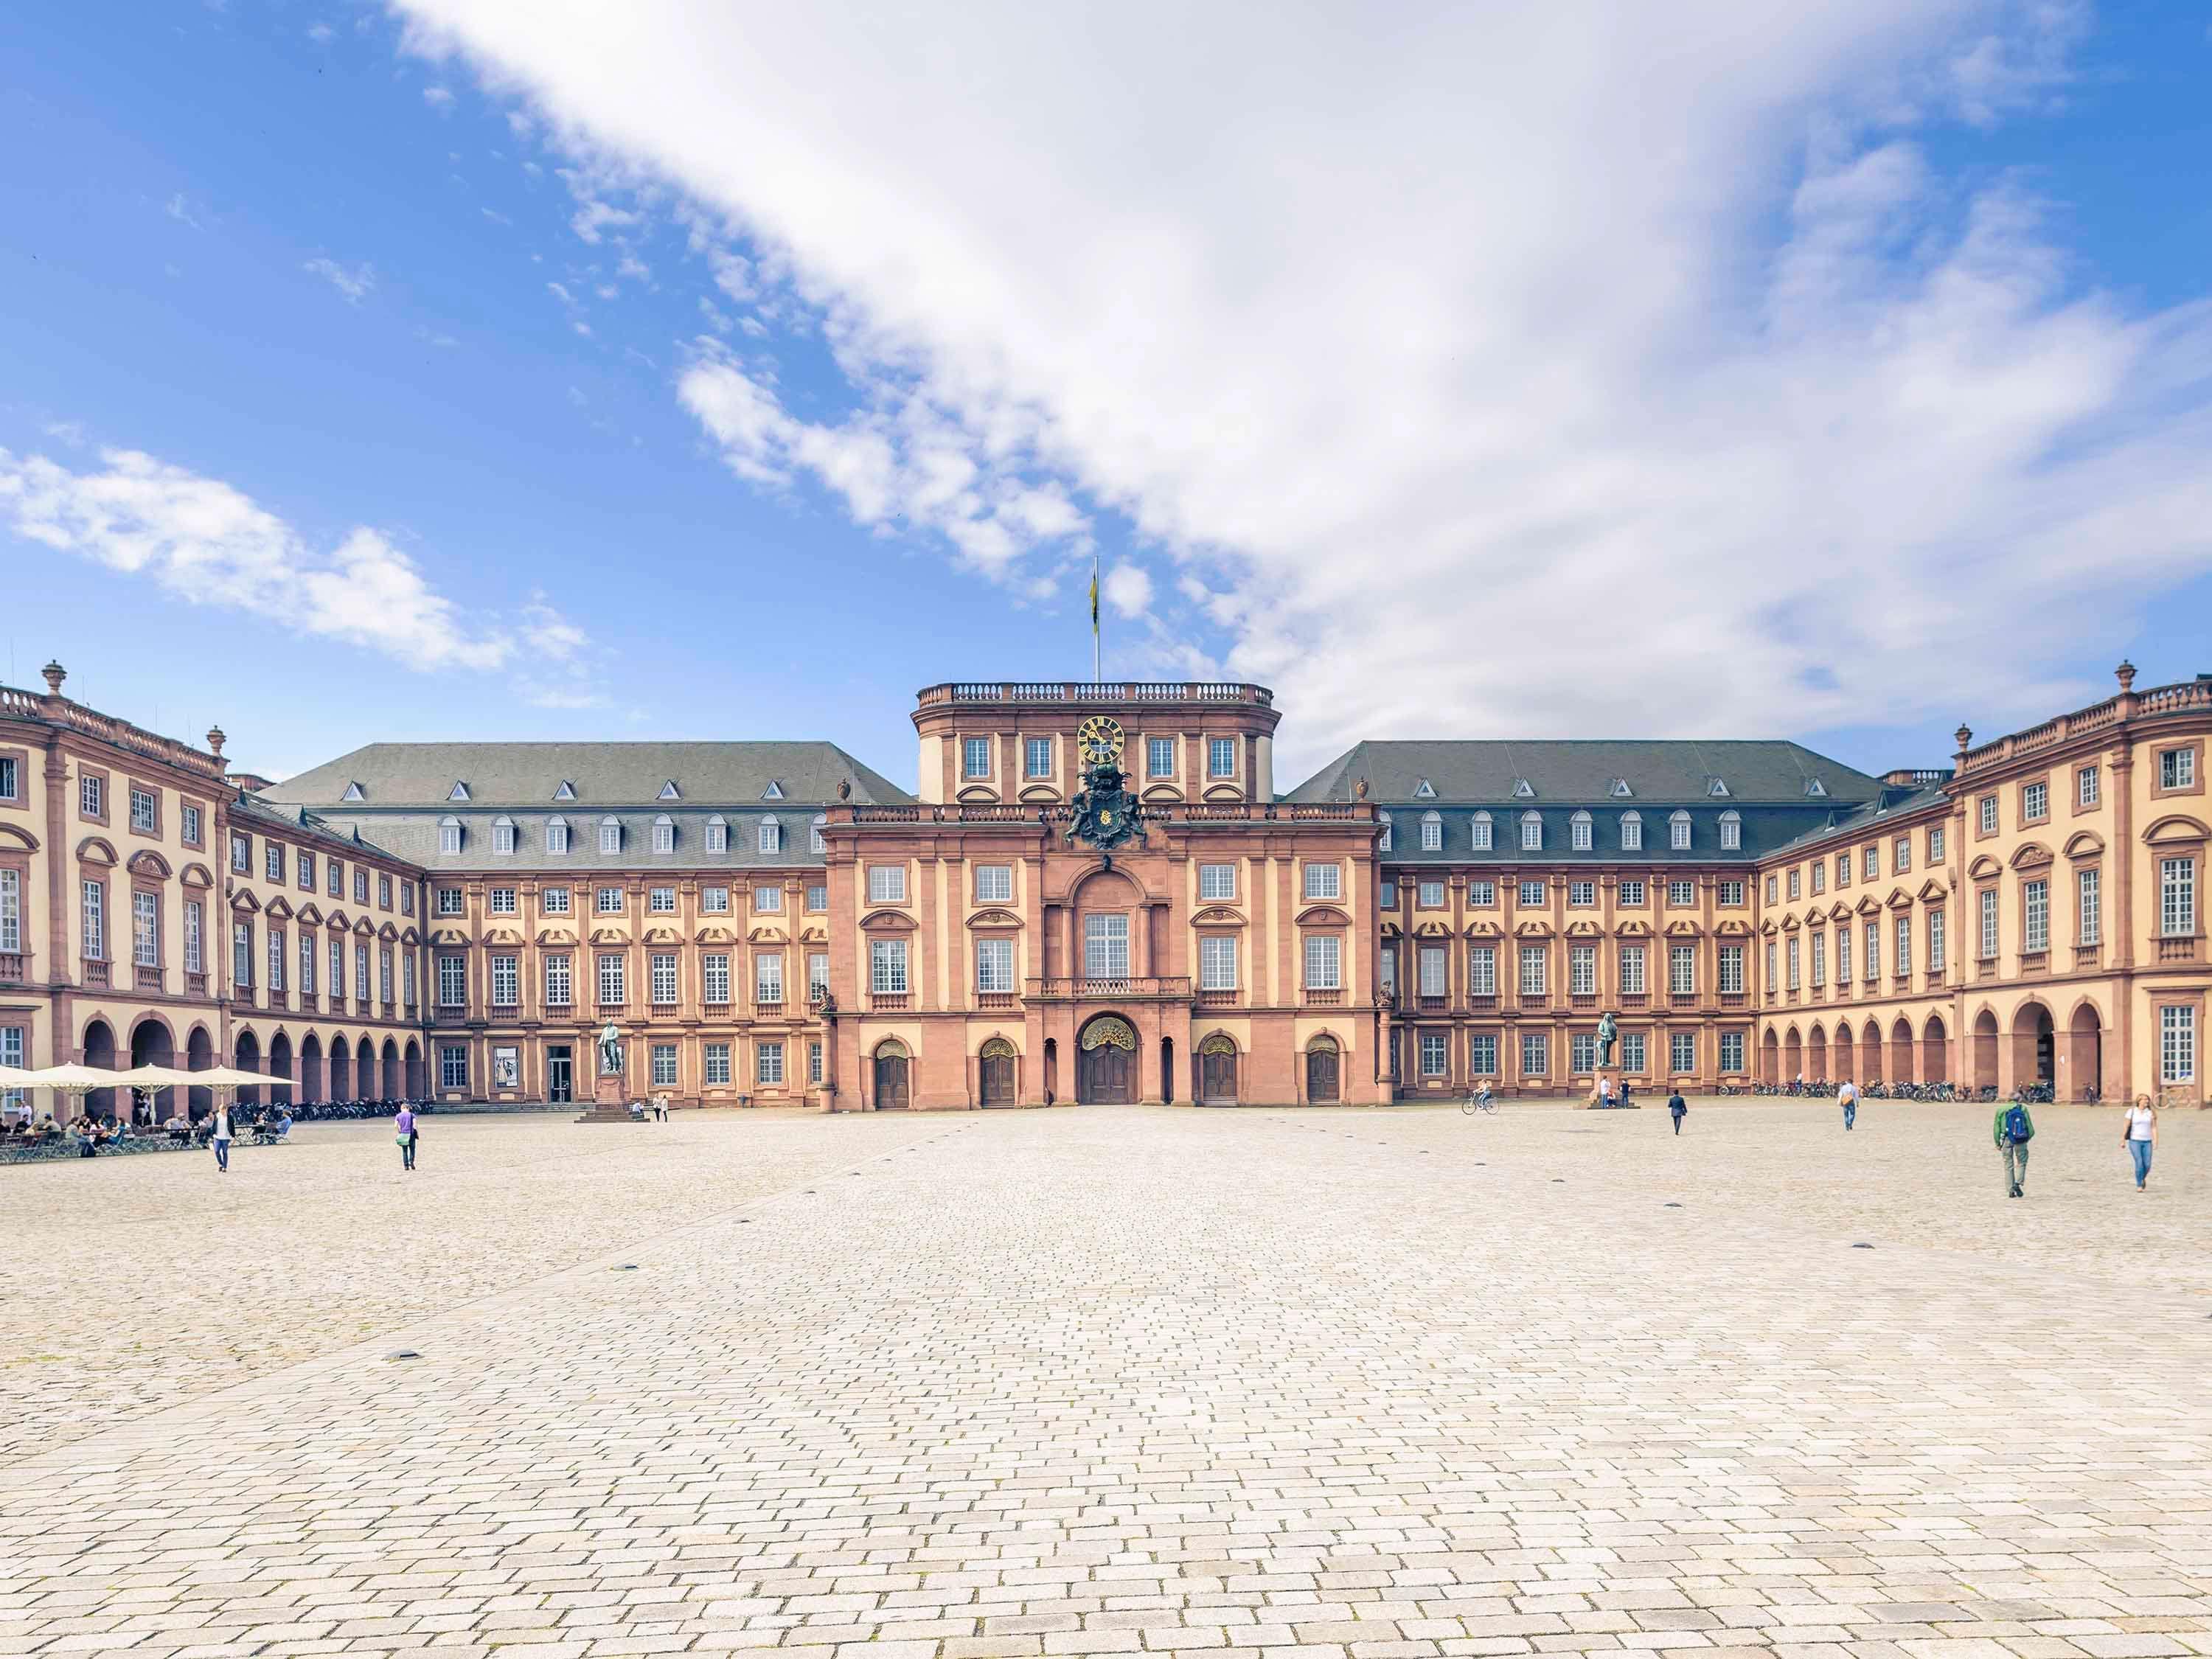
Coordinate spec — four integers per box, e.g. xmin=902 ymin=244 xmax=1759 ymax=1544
xmin=3 ymin=1100 xmax=2211 ymax=1659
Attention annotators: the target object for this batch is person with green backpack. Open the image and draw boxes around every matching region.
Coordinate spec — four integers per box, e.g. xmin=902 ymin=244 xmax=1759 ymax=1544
xmin=1994 ymin=1098 xmax=2035 ymax=1197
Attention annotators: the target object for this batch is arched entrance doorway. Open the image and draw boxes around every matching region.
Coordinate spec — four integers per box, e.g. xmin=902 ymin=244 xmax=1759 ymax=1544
xmin=1782 ymin=1026 xmax=1802 ymax=1082
xmin=1760 ymin=1028 xmax=1778 ymax=1085
xmin=1077 ymin=1015 xmax=1137 ymax=1104
xmin=1889 ymin=1017 xmax=1916 ymax=1085
xmin=1972 ymin=1009 xmax=1999 ymax=1096
xmin=1833 ymin=1023 xmax=1854 ymax=1082
xmin=1807 ymin=1026 xmax=1828 ymax=1082
xmin=129 ymin=1018 xmax=175 ymax=1124
xmin=330 ymin=1034 xmax=352 ymax=1101
xmin=267 ymin=1032 xmax=294 ymax=1104
xmin=2067 ymin=1002 xmax=2102 ymax=1101
xmin=1197 ymin=1033 xmax=1238 ymax=1105
xmin=186 ymin=1025 xmax=214 ymax=1119
xmin=382 ymin=1038 xmax=401 ymax=1102
xmin=234 ymin=1031 xmax=262 ymax=1106
xmin=405 ymin=1039 xmax=425 ymax=1099
xmin=299 ymin=1032 xmax=324 ymax=1103
xmin=82 ymin=1018 xmax=118 ymax=1119
xmin=2011 ymin=1003 xmax=2054 ymax=1091
xmin=1305 ymin=1034 xmax=1341 ymax=1103
xmin=1860 ymin=1019 xmax=1884 ymax=1086
xmin=1922 ymin=1013 xmax=1948 ymax=1083
xmin=978 ymin=1037 xmax=1017 ymax=1106
xmin=873 ymin=1039 xmax=910 ymax=1110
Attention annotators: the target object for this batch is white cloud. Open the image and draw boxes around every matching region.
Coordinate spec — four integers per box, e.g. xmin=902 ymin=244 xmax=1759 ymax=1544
xmin=0 ymin=445 xmax=587 ymax=675
xmin=422 ymin=84 xmax=455 ymax=111
xmin=302 ymin=256 xmax=375 ymax=304
xmin=164 ymin=192 xmax=201 ymax=230
xmin=1102 ymin=564 xmax=1152 ymax=619
xmin=397 ymin=1 xmax=2212 ymax=769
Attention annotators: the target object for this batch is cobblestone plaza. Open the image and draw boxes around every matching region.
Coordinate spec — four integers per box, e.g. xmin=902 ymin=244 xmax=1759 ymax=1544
xmin=4 ymin=1102 xmax=2212 ymax=1658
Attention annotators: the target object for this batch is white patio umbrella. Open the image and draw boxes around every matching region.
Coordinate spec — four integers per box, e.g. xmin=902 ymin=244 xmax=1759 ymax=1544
xmin=114 ymin=1064 xmax=196 ymax=1121
xmin=7 ymin=1062 xmax=122 ymax=1122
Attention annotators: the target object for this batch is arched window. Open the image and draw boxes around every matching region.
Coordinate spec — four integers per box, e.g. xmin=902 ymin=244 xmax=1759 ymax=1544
xmin=492 ymin=815 xmax=515 ymax=855
xmin=1719 ymin=810 xmax=1741 ymax=851
xmin=1620 ymin=812 xmax=1642 ymax=851
xmin=546 ymin=815 xmax=568 ymax=855
xmin=1570 ymin=810 xmax=1593 ymax=851
xmin=1420 ymin=810 xmax=1442 ymax=851
xmin=1669 ymin=810 xmax=1691 ymax=850
xmin=759 ymin=818 xmax=782 ymax=854
xmin=652 ymin=814 xmax=675 ymax=855
xmin=1520 ymin=810 xmax=1542 ymax=851
xmin=1471 ymin=811 xmax=1493 ymax=851
xmin=598 ymin=817 xmax=621 ymax=855
xmin=704 ymin=815 xmax=728 ymax=854
xmin=810 ymin=814 xmax=827 ymax=854
xmin=1377 ymin=810 xmax=1392 ymax=853
xmin=437 ymin=816 xmax=462 ymax=856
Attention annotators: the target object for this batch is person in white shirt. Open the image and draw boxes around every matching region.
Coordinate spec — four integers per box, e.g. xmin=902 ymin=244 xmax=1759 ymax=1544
xmin=2122 ymin=1098 xmax=2157 ymax=1191
xmin=1837 ymin=1077 xmax=1860 ymax=1131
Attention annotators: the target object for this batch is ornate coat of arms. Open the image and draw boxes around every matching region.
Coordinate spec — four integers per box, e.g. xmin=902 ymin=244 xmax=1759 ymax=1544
xmin=1066 ymin=714 xmax=1145 ymax=866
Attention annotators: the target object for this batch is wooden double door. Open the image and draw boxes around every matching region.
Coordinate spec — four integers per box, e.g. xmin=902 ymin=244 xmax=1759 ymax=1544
xmin=1077 ymin=1016 xmax=1138 ymax=1103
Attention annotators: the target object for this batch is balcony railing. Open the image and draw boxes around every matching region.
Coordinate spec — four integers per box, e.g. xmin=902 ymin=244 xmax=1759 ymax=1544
xmin=871 ymin=992 xmax=911 ymax=1011
xmin=1570 ymin=992 xmax=1596 ymax=1010
xmin=135 ymin=965 xmax=164 ymax=992
xmin=1421 ymin=994 xmax=1450 ymax=1012
xmin=1719 ymin=992 xmax=1747 ymax=1009
xmin=1304 ymin=988 xmax=1343 ymax=1006
xmin=2074 ymin=945 xmax=2102 ymax=970
xmin=83 ymin=959 xmax=110 ymax=989
xmin=754 ymin=1000 xmax=786 ymax=1019
xmin=597 ymin=999 xmax=626 ymax=1015
xmin=1027 ymin=976 xmax=1192 ymax=1001
xmin=2 ymin=951 xmax=30 ymax=985
xmin=1469 ymin=992 xmax=1498 ymax=1010
xmin=1670 ymin=992 xmax=1697 ymax=1007
xmin=920 ymin=680 xmax=1271 ymax=707
xmin=1620 ymin=992 xmax=1646 ymax=1009
xmin=2018 ymin=951 xmax=2048 ymax=975
xmin=2158 ymin=936 xmax=2202 ymax=964
xmin=977 ymin=990 xmax=1020 ymax=1011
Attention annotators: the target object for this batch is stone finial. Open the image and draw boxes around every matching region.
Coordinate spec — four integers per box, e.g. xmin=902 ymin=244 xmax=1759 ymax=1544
xmin=837 ymin=778 xmax=852 ymax=801
xmin=1353 ymin=777 xmax=1369 ymax=800
xmin=39 ymin=660 xmax=65 ymax=696
xmin=1953 ymin=723 xmax=1972 ymax=754
xmin=206 ymin=725 xmax=226 ymax=757
xmin=2115 ymin=659 xmax=2137 ymax=692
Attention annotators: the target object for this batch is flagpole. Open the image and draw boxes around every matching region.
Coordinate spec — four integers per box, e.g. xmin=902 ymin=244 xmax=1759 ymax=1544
xmin=1091 ymin=554 xmax=1101 ymax=684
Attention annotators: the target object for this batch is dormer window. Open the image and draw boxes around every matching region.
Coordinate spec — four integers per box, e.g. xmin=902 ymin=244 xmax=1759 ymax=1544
xmin=658 ymin=781 xmax=681 ymax=801
xmin=1610 ymin=779 xmax=1632 ymax=798
xmin=762 ymin=781 xmax=785 ymax=800
xmin=1571 ymin=810 xmax=1593 ymax=851
xmin=810 ymin=814 xmax=827 ymax=854
xmin=1471 ymin=810 xmax=1493 ymax=851
xmin=705 ymin=815 xmax=728 ymax=854
xmin=1377 ymin=810 xmax=1392 ymax=853
xmin=1520 ymin=810 xmax=1542 ymax=850
xmin=341 ymin=782 xmax=364 ymax=802
xmin=1805 ymin=779 xmax=1826 ymax=798
xmin=438 ymin=816 xmax=462 ymax=855
xmin=1420 ymin=810 xmax=1442 ymax=851
xmin=1708 ymin=778 xmax=1730 ymax=797
xmin=1719 ymin=810 xmax=1742 ymax=850
xmin=1413 ymin=779 xmax=1436 ymax=799
xmin=1669 ymin=810 xmax=1692 ymax=850
xmin=653 ymin=814 xmax=675 ymax=855
xmin=492 ymin=815 xmax=516 ymax=855
xmin=447 ymin=782 xmax=470 ymax=802
xmin=759 ymin=818 xmax=782 ymax=853
xmin=598 ymin=817 xmax=621 ymax=855
xmin=553 ymin=780 xmax=576 ymax=801
xmin=1621 ymin=812 xmax=1642 ymax=851
xmin=1512 ymin=779 xmax=1534 ymax=799
xmin=546 ymin=816 xmax=569 ymax=855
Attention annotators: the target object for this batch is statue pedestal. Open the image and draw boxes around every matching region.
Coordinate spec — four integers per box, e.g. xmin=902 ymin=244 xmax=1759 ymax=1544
xmin=574 ymin=1072 xmax=638 ymax=1124
xmin=1586 ymin=1065 xmax=1636 ymax=1108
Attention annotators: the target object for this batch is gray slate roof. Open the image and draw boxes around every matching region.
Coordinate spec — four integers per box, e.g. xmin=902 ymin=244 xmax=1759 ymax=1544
xmin=1764 ymin=783 xmax=1950 ymax=860
xmin=296 ymin=807 xmax=836 ymax=875
xmin=1286 ymin=740 xmax=1881 ymax=807
xmin=229 ymin=793 xmax=415 ymax=869
xmin=269 ymin=742 xmax=911 ymax=810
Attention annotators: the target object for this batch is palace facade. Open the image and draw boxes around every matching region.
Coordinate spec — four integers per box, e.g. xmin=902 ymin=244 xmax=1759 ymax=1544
xmin=2 ymin=661 xmax=2205 ymax=1113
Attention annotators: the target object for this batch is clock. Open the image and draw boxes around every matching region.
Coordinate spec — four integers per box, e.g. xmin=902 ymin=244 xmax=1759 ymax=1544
xmin=1076 ymin=714 xmax=1126 ymax=766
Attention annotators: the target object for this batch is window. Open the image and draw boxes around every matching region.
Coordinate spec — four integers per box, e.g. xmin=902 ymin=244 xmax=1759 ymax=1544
xmin=1377 ymin=812 xmax=1391 ymax=853
xmin=978 ymin=936 xmax=1018 ymax=994
xmin=2021 ymin=878 xmax=2050 ymax=953
xmin=1764 ymin=874 xmax=1778 ymax=905
xmin=1619 ymin=944 xmax=1645 ymax=995
xmin=1863 ymin=919 xmax=1879 ymax=981
xmin=1812 ymin=863 xmax=1826 ymax=897
xmin=1303 ymin=934 xmax=1340 ymax=990
xmin=1620 ymin=813 xmax=1642 ymax=851
xmin=1419 ymin=944 xmax=1447 ymax=998
xmin=230 ymin=833 xmax=251 ymax=874
xmin=1468 ymin=879 xmax=1495 ymax=906
xmin=759 ymin=818 xmax=782 ymax=853
xmin=703 ymin=1043 xmax=731 ymax=1086
xmin=538 ymin=886 xmax=571 ymax=916
xmin=83 ymin=880 xmax=107 ymax=961
xmin=1786 ymin=935 xmax=1799 ymax=990
xmin=1978 ymin=796 xmax=1997 ymax=835
xmin=757 ymin=1042 xmax=785 ymax=1085
xmin=1787 ymin=868 xmax=1800 ymax=900
xmin=597 ymin=886 xmax=624 ymax=914
xmin=487 ymin=887 xmax=518 ymax=915
xmin=1378 ymin=880 xmax=1398 ymax=911
xmin=181 ymin=900 xmax=203 ymax=974
xmin=351 ymin=868 xmax=368 ymax=905
xmin=1980 ymin=888 xmax=1999 ymax=958
xmin=963 ymin=737 xmax=992 ymax=778
xmin=1419 ymin=812 xmax=1441 ymax=851
xmin=268 ymin=928 xmax=285 ymax=992
xmin=756 ymin=953 xmax=785 ymax=1004
xmin=651 ymin=953 xmax=678 ymax=1005
xmin=328 ymin=860 xmax=343 ymax=897
xmin=1929 ymin=908 xmax=1946 ymax=971
xmin=181 ymin=803 xmax=201 ymax=846
xmin=1669 ymin=811 xmax=1691 ymax=851
xmin=1719 ymin=1031 xmax=1745 ymax=1072
xmin=1380 ymin=947 xmax=1396 ymax=999
xmin=1893 ymin=836 xmax=1911 ymax=874
xmin=128 ymin=787 xmax=157 ymax=835
xmin=1 ymin=1025 xmax=21 ymax=1106
xmin=1518 ymin=945 xmax=1546 ymax=997
xmin=1766 ymin=940 xmax=1778 ymax=991
xmin=702 ymin=953 xmax=731 ymax=1003
xmin=1571 ymin=811 xmax=1592 ymax=851
xmin=1471 ymin=812 xmax=1493 ymax=851
xmin=1671 ymin=1032 xmax=1696 ymax=1074
xmin=744 ymin=885 xmax=780 ymax=916
xmin=1929 ymin=826 xmax=1946 ymax=864
xmin=869 ymin=939 xmax=908 ymax=995
xmin=1895 ymin=914 xmax=1911 ymax=975
xmin=403 ymin=951 xmax=417 ymax=1008
xmin=597 ymin=953 xmax=625 ymax=1005
xmin=703 ymin=816 xmax=726 ymax=854
xmin=438 ymin=955 xmax=466 ymax=1007
xmin=3 ymin=869 xmax=24 ymax=953
xmin=1470 ymin=1034 xmax=1498 ymax=1076
xmin=1569 ymin=880 xmax=1594 ymax=907
xmin=1621 ymin=1032 xmax=1646 ymax=1073
xmin=1719 ymin=943 xmax=1744 ymax=995
xmin=2078 ymin=765 xmax=2100 ymax=807
xmin=2078 ymin=867 xmax=2101 ymax=946
xmin=868 ymin=866 xmax=907 ymax=905
xmin=2160 ymin=748 xmax=2196 ymax=790
xmin=1520 ymin=811 xmax=1542 ymax=851
xmin=1719 ymin=811 xmax=1740 ymax=851
xmin=974 ymin=865 xmax=1013 ymax=904
xmin=1518 ymin=880 xmax=1544 ymax=908
xmin=701 ymin=886 xmax=729 ymax=914
xmin=491 ymin=954 xmax=518 ymax=1006
xmin=1810 ymin=931 xmax=1826 ymax=987
xmin=1571 ymin=1034 xmax=1598 ymax=1074
xmin=1420 ymin=1034 xmax=1447 ymax=1078
xmin=808 ymin=952 xmax=830 ymax=1000
xmin=1618 ymin=879 xmax=1645 ymax=907
xmin=1837 ymin=929 xmax=1851 ymax=985
xmin=2160 ymin=857 xmax=2196 ymax=936
xmin=1302 ymin=863 xmax=1341 ymax=900
xmin=597 ymin=818 xmax=621 ymax=855
xmin=1520 ymin=1032 xmax=1548 ymax=1077
xmin=1024 ymin=737 xmax=1052 ymax=779
xmin=1208 ymin=737 xmax=1236 ymax=778
xmin=1469 ymin=945 xmax=1497 ymax=997
xmin=1569 ymin=944 xmax=1596 ymax=996
xmin=436 ymin=886 xmax=464 ymax=917
xmin=810 ymin=1040 xmax=824 ymax=1084
xmin=132 ymin=891 xmax=159 ymax=968
xmin=440 ymin=1046 xmax=467 ymax=1092
xmin=1147 ymin=737 xmax=1175 ymax=777
xmin=2023 ymin=780 xmax=2048 ymax=822
xmin=401 ymin=883 xmax=415 ymax=917
xmin=544 ymin=817 xmax=570 ymax=855
xmin=260 ymin=842 xmax=281 ymax=884
xmin=545 ymin=953 xmax=571 ymax=1006
xmin=1668 ymin=879 xmax=1694 ymax=908
xmin=79 ymin=772 xmax=103 ymax=819
xmin=806 ymin=885 xmax=828 ymax=914
xmin=810 ymin=815 xmax=827 ymax=855
xmin=2162 ymin=1006 xmax=2197 ymax=1083
xmin=352 ymin=942 xmax=370 ymax=1002
xmin=1859 ymin=845 xmax=1876 ymax=880
xmin=1669 ymin=944 xmax=1694 ymax=996
xmin=1719 ymin=879 xmax=1745 ymax=906
xmin=1085 ymin=913 xmax=1131 ymax=978
xmin=0 ymin=757 xmax=14 ymax=802
xmin=652 ymin=816 xmax=675 ymax=855
xmin=649 ymin=886 xmax=677 ymax=914
xmin=488 ymin=817 xmax=515 ymax=856
xmin=330 ymin=939 xmax=343 ymax=999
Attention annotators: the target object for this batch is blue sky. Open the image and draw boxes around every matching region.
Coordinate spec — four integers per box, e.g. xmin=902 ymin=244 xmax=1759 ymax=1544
xmin=4 ymin=3 xmax=2208 ymax=790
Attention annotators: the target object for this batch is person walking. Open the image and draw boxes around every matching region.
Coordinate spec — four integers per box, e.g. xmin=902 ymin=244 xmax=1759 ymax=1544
xmin=2122 ymin=1096 xmax=2157 ymax=1191
xmin=1994 ymin=1096 xmax=2034 ymax=1197
xmin=209 ymin=1105 xmax=232 ymax=1175
xmin=394 ymin=1103 xmax=417 ymax=1172
xmin=1667 ymin=1089 xmax=1687 ymax=1134
xmin=1837 ymin=1077 xmax=1860 ymax=1131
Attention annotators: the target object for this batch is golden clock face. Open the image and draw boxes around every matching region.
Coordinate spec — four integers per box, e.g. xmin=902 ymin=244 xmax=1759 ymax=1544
xmin=1076 ymin=714 xmax=1126 ymax=765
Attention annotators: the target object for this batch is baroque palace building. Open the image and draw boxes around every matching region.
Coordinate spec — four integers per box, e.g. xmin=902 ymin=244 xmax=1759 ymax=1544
xmin=2 ymin=661 xmax=2205 ymax=1113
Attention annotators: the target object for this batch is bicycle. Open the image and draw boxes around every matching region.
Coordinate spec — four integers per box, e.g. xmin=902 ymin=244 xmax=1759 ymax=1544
xmin=1461 ymin=1085 xmax=1497 ymax=1116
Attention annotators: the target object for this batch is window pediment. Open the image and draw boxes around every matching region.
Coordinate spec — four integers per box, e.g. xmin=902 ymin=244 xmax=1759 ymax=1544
xmin=2062 ymin=830 xmax=2106 ymax=859
xmin=798 ymin=921 xmax=829 ymax=944
xmin=353 ymin=917 xmax=375 ymax=935
xmin=968 ymin=908 xmax=1025 ymax=931
xmin=1916 ymin=878 xmax=1948 ymax=902
xmin=1714 ymin=918 xmax=1750 ymax=936
xmin=1967 ymin=854 xmax=2003 ymax=880
xmin=860 ymin=908 xmax=917 ymax=933
xmin=1294 ymin=904 xmax=1351 ymax=928
xmin=744 ymin=923 xmax=790 ymax=944
xmin=1462 ymin=917 xmax=1504 ymax=937
xmin=1565 ymin=918 xmax=1602 ymax=936
xmin=262 ymin=894 xmax=292 ymax=919
xmin=533 ymin=925 xmax=575 ymax=947
xmin=1886 ymin=889 xmax=1916 ymax=911
xmin=1513 ymin=918 xmax=1554 ymax=937
xmin=125 ymin=848 xmax=174 ymax=880
xmin=76 ymin=834 xmax=119 ymax=866
xmin=294 ymin=901 xmax=322 ymax=925
xmin=641 ymin=923 xmax=684 ymax=945
xmin=1614 ymin=918 xmax=1650 ymax=937
xmin=1189 ymin=905 xmax=1244 ymax=928
xmin=400 ymin=926 xmax=420 ymax=945
xmin=178 ymin=859 xmax=212 ymax=888
xmin=588 ymin=924 xmax=630 ymax=945
xmin=429 ymin=924 xmax=470 ymax=946
xmin=1854 ymin=894 xmax=1882 ymax=916
xmin=2008 ymin=841 xmax=2053 ymax=870
xmin=483 ymin=925 xmax=524 ymax=947
xmin=1413 ymin=918 xmax=1455 ymax=937
xmin=689 ymin=922 xmax=734 ymax=945
xmin=1663 ymin=918 xmax=1703 ymax=937
xmin=2143 ymin=813 xmax=2209 ymax=846
xmin=229 ymin=889 xmax=260 ymax=912
xmin=324 ymin=909 xmax=350 ymax=931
